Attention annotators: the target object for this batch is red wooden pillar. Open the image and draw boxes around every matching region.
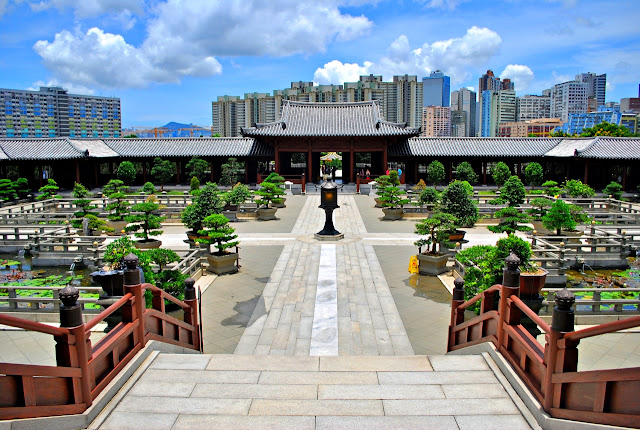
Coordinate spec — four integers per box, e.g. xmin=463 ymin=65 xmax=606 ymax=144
xmin=356 ymin=174 xmax=360 ymax=193
xmin=382 ymin=145 xmax=388 ymax=174
xmin=350 ymin=147 xmax=355 ymax=184
xmin=301 ymin=173 xmax=306 ymax=193
xmin=275 ymin=146 xmax=280 ymax=173
xmin=307 ymin=146 xmax=313 ymax=183
xmin=448 ymin=278 xmax=465 ymax=351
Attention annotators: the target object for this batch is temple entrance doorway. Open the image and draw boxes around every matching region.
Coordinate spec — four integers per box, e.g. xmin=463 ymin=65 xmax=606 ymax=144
xmin=320 ymin=152 xmax=343 ymax=183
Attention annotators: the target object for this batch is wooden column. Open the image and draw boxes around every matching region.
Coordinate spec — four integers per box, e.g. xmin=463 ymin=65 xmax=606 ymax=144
xmin=350 ymin=147 xmax=354 ymax=184
xmin=94 ymin=163 xmax=99 ymax=189
xmin=622 ymin=165 xmax=627 ymax=190
xmin=307 ymin=145 xmax=312 ymax=183
xmin=38 ymin=165 xmax=43 ymax=187
xmin=275 ymin=146 xmax=280 ymax=174
xmin=176 ymin=161 xmax=181 ymax=185
xmin=382 ymin=142 xmax=388 ymax=173
xmin=142 ymin=161 xmax=147 ymax=183
xmin=483 ymin=161 xmax=487 ymax=185
xmin=448 ymin=161 xmax=453 ymax=182
xmin=210 ymin=161 xmax=214 ymax=182
xmin=75 ymin=160 xmax=81 ymax=184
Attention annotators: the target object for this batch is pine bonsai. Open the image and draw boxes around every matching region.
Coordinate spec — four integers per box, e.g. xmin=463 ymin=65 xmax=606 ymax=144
xmin=524 ymin=162 xmax=544 ymax=189
xmin=225 ymin=183 xmax=252 ymax=206
xmin=103 ymin=179 xmax=130 ymax=222
xmin=440 ymin=180 xmax=478 ymax=227
xmin=563 ymin=179 xmax=595 ymax=198
xmin=256 ymin=174 xmax=285 ymax=208
xmin=414 ymin=213 xmax=457 ymax=255
xmin=116 ymin=161 xmax=137 ymax=185
xmin=142 ymin=182 xmax=156 ymax=194
xmin=426 ymin=160 xmax=445 ymax=188
xmin=221 ymin=157 xmax=244 ymax=187
xmin=190 ymin=176 xmax=200 ymax=193
xmin=455 ymin=162 xmax=478 ymax=184
xmin=185 ymin=157 xmax=209 ymax=183
xmin=181 ymin=182 xmax=225 ymax=232
xmin=542 ymin=200 xmax=576 ymax=235
xmin=198 ymin=214 xmax=239 ymax=256
xmin=378 ymin=171 xmax=409 ymax=209
xmin=603 ymin=181 xmax=623 ymax=200
xmin=0 ymin=179 xmax=17 ymax=201
xmin=491 ymin=162 xmax=511 ymax=186
xmin=37 ymin=179 xmax=60 ymax=201
xmin=71 ymin=182 xmax=98 ymax=228
xmin=14 ymin=178 xmax=30 ymax=199
xmin=125 ymin=198 xmax=165 ymax=241
xmin=150 ymin=157 xmax=175 ymax=191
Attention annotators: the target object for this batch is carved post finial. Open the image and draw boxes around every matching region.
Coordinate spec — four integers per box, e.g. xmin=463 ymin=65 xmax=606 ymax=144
xmin=184 ymin=277 xmax=196 ymax=301
xmin=59 ymin=284 xmax=83 ymax=327
xmin=551 ymin=287 xmax=575 ymax=332
xmin=453 ymin=277 xmax=465 ymax=301
xmin=502 ymin=253 xmax=521 ymax=289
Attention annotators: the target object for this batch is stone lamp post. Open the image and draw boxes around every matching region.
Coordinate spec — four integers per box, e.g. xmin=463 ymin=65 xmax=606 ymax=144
xmin=315 ymin=181 xmax=344 ymax=240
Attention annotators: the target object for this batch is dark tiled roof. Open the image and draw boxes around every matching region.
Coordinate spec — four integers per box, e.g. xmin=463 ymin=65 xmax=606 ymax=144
xmin=242 ymin=100 xmax=420 ymax=137
xmin=575 ymin=137 xmax=640 ymax=160
xmin=0 ymin=138 xmax=86 ymax=160
xmin=390 ymin=137 xmax=562 ymax=157
xmin=104 ymin=137 xmax=272 ymax=157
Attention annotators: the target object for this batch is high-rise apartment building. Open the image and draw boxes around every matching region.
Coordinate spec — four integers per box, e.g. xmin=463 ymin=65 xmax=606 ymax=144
xmin=212 ymin=75 xmax=424 ymax=136
xmin=0 ymin=86 xmax=121 ymax=138
xmin=621 ymin=98 xmax=640 ymax=113
xmin=451 ymin=88 xmax=476 ymax=137
xmin=450 ymin=110 xmax=467 ymax=137
xmin=480 ymin=90 xmax=516 ymax=137
xmin=421 ymin=106 xmax=451 ymax=137
xmin=478 ymin=70 xmax=513 ymax=94
xmin=575 ymin=72 xmax=606 ymax=109
xmin=550 ymin=81 xmax=588 ymax=122
xmin=561 ymin=109 xmax=621 ymax=135
xmin=422 ymin=70 xmax=450 ymax=107
xmin=497 ymin=118 xmax=563 ymax=137
xmin=516 ymin=95 xmax=551 ymax=121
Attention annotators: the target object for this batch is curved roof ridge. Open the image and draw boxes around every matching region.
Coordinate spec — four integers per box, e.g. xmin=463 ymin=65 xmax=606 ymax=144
xmin=285 ymin=100 xmax=381 ymax=107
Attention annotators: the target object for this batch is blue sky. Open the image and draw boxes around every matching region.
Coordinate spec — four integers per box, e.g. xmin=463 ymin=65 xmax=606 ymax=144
xmin=1 ymin=0 xmax=639 ymax=128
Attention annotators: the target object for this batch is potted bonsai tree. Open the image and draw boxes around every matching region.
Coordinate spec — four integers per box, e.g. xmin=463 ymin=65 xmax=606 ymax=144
xmin=255 ymin=178 xmax=285 ymax=221
xmin=488 ymin=176 xmax=532 ymax=234
xmin=261 ymin=172 xmax=286 ymax=208
xmin=103 ymin=179 xmax=130 ymax=235
xmin=198 ymin=214 xmax=239 ymax=274
xmin=82 ymin=214 xmax=114 ymax=236
xmin=181 ymin=182 xmax=225 ymax=241
xmin=542 ymin=199 xmax=576 ymax=236
xmin=71 ymin=182 xmax=98 ymax=230
xmin=377 ymin=170 xmax=409 ymax=220
xmin=414 ymin=212 xmax=457 ymax=275
xmin=125 ymin=196 xmax=165 ymax=249
xmin=37 ymin=178 xmax=60 ymax=201
xmin=223 ymin=183 xmax=253 ymax=222
xmin=440 ymin=180 xmax=478 ymax=241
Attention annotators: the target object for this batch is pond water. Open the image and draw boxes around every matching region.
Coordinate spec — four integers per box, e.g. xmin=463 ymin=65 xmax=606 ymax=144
xmin=0 ymin=253 xmax=95 ymax=286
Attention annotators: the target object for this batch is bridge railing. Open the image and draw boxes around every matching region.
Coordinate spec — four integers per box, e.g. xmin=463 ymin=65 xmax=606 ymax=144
xmin=448 ymin=255 xmax=640 ymax=428
xmin=0 ymin=254 xmax=201 ymax=421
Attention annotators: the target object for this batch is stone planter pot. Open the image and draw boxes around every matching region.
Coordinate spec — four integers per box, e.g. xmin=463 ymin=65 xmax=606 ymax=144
xmin=186 ymin=231 xmax=210 ymax=242
xmin=448 ymin=230 xmax=466 ymax=242
xmin=272 ymin=197 xmax=286 ymax=208
xmin=106 ymin=220 xmax=128 ymax=235
xmin=134 ymin=239 xmax=162 ymax=249
xmin=417 ymin=253 xmax=450 ymax=275
xmin=206 ymin=252 xmax=238 ymax=275
xmin=223 ymin=210 xmax=239 ymax=222
xmin=257 ymin=207 xmax=278 ymax=221
xmin=382 ymin=207 xmax=403 ymax=220
xmin=374 ymin=197 xmax=383 ymax=208
xmin=520 ymin=267 xmax=549 ymax=296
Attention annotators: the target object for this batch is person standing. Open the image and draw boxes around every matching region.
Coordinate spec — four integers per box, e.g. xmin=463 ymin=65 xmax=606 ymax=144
xmin=331 ymin=166 xmax=336 ymax=181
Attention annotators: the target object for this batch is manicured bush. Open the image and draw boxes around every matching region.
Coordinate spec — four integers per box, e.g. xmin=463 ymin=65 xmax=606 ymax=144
xmin=603 ymin=181 xmax=623 ymax=200
xmin=190 ymin=176 xmax=200 ymax=192
xmin=542 ymin=180 xmax=561 ymax=196
xmin=125 ymin=198 xmax=165 ymax=241
xmin=524 ymin=162 xmax=544 ymax=188
xmin=455 ymin=162 xmax=478 ymax=184
xmin=185 ymin=157 xmax=209 ymax=183
xmin=414 ymin=213 xmax=457 ymax=254
xmin=181 ymin=182 xmax=225 ymax=232
xmin=71 ymin=182 xmax=98 ymax=229
xmin=440 ymin=180 xmax=478 ymax=227
xmin=499 ymin=175 xmax=526 ymax=207
xmin=0 ymin=179 xmax=16 ymax=201
xmin=528 ymin=197 xmax=552 ymax=219
xmin=563 ymin=179 xmax=595 ymax=198
xmin=418 ymin=188 xmax=439 ymax=205
xmin=198 ymin=214 xmax=239 ymax=255
xmin=426 ymin=160 xmax=445 ymax=187
xmin=221 ymin=157 xmax=244 ymax=187
xmin=103 ymin=179 xmax=130 ymax=222
xmin=225 ymin=183 xmax=252 ymax=206
xmin=150 ymin=157 xmax=175 ymax=191
xmin=116 ymin=161 xmax=136 ymax=185
xmin=142 ymin=182 xmax=156 ymax=194
xmin=491 ymin=162 xmax=511 ymax=186
xmin=37 ymin=179 xmax=60 ymax=200
xmin=542 ymin=200 xmax=576 ymax=235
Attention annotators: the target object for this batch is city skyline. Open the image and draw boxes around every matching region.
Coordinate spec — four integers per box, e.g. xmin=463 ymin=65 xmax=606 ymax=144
xmin=0 ymin=0 xmax=638 ymax=127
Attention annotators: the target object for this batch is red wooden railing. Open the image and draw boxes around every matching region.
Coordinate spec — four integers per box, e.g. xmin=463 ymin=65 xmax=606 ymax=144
xmin=0 ymin=254 xmax=201 ymax=420
xmin=448 ymin=254 xmax=640 ymax=428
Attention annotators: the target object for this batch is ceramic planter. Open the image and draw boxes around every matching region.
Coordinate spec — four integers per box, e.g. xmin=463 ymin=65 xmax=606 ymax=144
xmin=134 ymin=239 xmax=162 ymax=249
xmin=417 ymin=253 xmax=450 ymax=275
xmin=272 ymin=197 xmax=286 ymax=208
xmin=448 ymin=230 xmax=466 ymax=242
xmin=106 ymin=220 xmax=128 ymax=236
xmin=382 ymin=207 xmax=403 ymax=220
xmin=206 ymin=252 xmax=238 ymax=275
xmin=257 ymin=207 xmax=277 ymax=221
xmin=519 ymin=267 xmax=548 ymax=296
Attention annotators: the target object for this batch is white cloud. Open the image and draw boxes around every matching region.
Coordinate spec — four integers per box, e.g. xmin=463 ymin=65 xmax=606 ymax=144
xmin=28 ymin=79 xmax=95 ymax=95
xmin=29 ymin=0 xmax=144 ymax=18
xmin=499 ymin=64 xmax=534 ymax=92
xmin=314 ymin=60 xmax=373 ymax=85
xmin=313 ymin=27 xmax=501 ymax=89
xmin=418 ymin=0 xmax=469 ymax=10
xmin=0 ymin=0 xmax=7 ymax=16
xmin=33 ymin=0 xmax=374 ymax=88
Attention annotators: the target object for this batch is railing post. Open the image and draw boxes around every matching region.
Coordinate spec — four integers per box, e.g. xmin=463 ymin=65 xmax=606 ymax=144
xmin=558 ymin=241 xmax=566 ymax=276
xmin=497 ymin=254 xmax=521 ymax=349
xmin=448 ymin=277 xmax=465 ymax=351
xmin=183 ymin=277 xmax=200 ymax=351
xmin=301 ymin=173 xmax=306 ymax=194
xmin=543 ymin=288 xmax=577 ymax=412
xmin=531 ymin=230 xmax=537 ymax=247
xmin=56 ymin=284 xmax=92 ymax=408
xmin=122 ymin=253 xmax=146 ymax=349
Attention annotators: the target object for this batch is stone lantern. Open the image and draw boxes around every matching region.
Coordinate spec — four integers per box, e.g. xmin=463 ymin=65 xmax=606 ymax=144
xmin=315 ymin=181 xmax=343 ymax=240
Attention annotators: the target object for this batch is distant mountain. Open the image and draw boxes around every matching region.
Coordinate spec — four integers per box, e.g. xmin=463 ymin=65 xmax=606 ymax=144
xmin=162 ymin=122 xmax=194 ymax=130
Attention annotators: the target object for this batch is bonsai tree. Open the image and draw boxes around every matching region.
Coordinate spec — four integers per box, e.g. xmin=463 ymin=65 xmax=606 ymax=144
xmin=181 ymin=182 xmax=225 ymax=233
xmin=418 ymin=188 xmax=439 ymax=206
xmin=377 ymin=171 xmax=409 ymax=209
xmin=563 ymin=179 xmax=595 ymax=198
xmin=125 ymin=198 xmax=165 ymax=242
xmin=412 ymin=179 xmax=427 ymax=192
xmin=440 ymin=180 xmax=478 ymax=227
xmin=603 ymin=181 xmax=623 ymax=200
xmin=221 ymin=157 xmax=244 ymax=187
xmin=116 ymin=161 xmax=137 ymax=185
xmin=71 ymin=182 xmax=98 ymax=228
xmin=37 ymin=178 xmax=60 ymax=200
xmin=142 ymin=181 xmax=156 ymax=194
xmin=83 ymin=214 xmax=113 ymax=234
xmin=426 ymin=160 xmax=445 ymax=188
xmin=542 ymin=199 xmax=576 ymax=235
xmin=0 ymin=179 xmax=17 ymax=201
xmin=146 ymin=248 xmax=181 ymax=271
xmin=414 ymin=213 xmax=457 ymax=255
xmin=225 ymin=183 xmax=253 ymax=207
xmin=455 ymin=162 xmax=478 ymax=184
xmin=528 ymin=197 xmax=553 ymax=219
xmin=524 ymin=162 xmax=544 ymax=189
xmin=489 ymin=176 xmax=531 ymax=233
xmin=185 ymin=157 xmax=209 ymax=183
xmin=491 ymin=162 xmax=511 ymax=186
xmin=14 ymin=178 xmax=30 ymax=199
xmin=256 ymin=174 xmax=285 ymax=208
xmin=103 ymin=179 xmax=130 ymax=222
xmin=150 ymin=157 xmax=175 ymax=191
xmin=198 ymin=214 xmax=239 ymax=255
xmin=542 ymin=180 xmax=561 ymax=196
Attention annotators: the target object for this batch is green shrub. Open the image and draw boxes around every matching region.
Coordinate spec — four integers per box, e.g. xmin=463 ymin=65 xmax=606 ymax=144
xmin=142 ymin=182 xmax=156 ymax=194
xmin=150 ymin=157 xmax=175 ymax=191
xmin=563 ymin=179 xmax=595 ymax=198
xmin=116 ymin=161 xmax=137 ymax=185
xmin=426 ymin=160 xmax=445 ymax=187
xmin=542 ymin=200 xmax=576 ymax=235
xmin=37 ymin=179 xmax=60 ymax=200
xmin=455 ymin=162 xmax=478 ymax=184
xmin=524 ymin=162 xmax=544 ymax=188
xmin=190 ymin=176 xmax=200 ymax=192
xmin=603 ymin=181 xmax=623 ymax=200
xmin=542 ymin=180 xmax=561 ymax=196
xmin=198 ymin=214 xmax=239 ymax=255
xmin=418 ymin=188 xmax=439 ymax=205
xmin=440 ymin=181 xmax=478 ymax=227
xmin=185 ymin=157 xmax=209 ymax=183
xmin=499 ymin=175 xmax=525 ymax=207
xmin=491 ymin=162 xmax=511 ymax=186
